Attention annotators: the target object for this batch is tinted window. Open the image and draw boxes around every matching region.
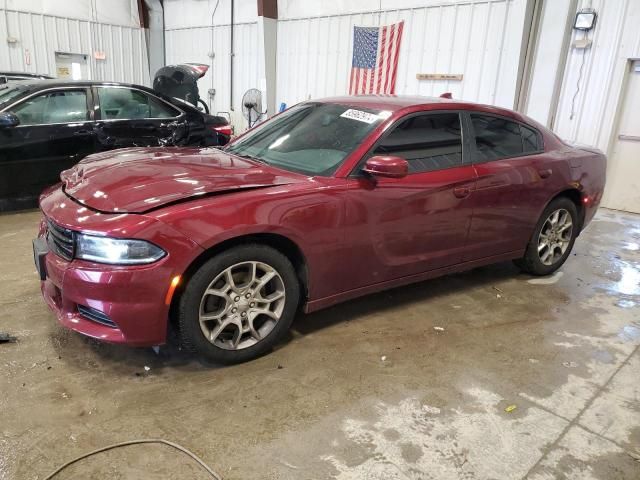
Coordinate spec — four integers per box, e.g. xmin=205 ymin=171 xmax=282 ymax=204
xmin=0 ymin=85 xmax=27 ymax=108
xmin=11 ymin=90 xmax=88 ymax=125
xmin=521 ymin=124 xmax=541 ymax=153
xmin=225 ymin=103 xmax=385 ymax=176
xmin=97 ymin=87 xmax=178 ymax=120
xmin=373 ymin=113 xmax=463 ymax=173
xmin=471 ymin=114 xmax=541 ymax=161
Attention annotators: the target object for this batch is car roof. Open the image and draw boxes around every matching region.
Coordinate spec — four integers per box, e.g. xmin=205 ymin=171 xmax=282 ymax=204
xmin=0 ymin=71 xmax=53 ymax=79
xmin=8 ymin=79 xmax=148 ymax=91
xmin=317 ymin=95 xmax=453 ymax=110
xmin=315 ymin=94 xmax=526 ymax=122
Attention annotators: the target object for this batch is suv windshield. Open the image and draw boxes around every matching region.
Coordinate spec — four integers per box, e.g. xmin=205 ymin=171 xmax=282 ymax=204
xmin=225 ymin=102 xmax=387 ymax=176
xmin=0 ymin=85 xmax=26 ymax=109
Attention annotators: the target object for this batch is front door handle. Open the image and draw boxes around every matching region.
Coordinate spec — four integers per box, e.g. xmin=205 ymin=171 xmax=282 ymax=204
xmin=73 ymin=129 xmax=93 ymax=137
xmin=538 ymin=168 xmax=552 ymax=179
xmin=453 ymin=186 xmax=471 ymax=198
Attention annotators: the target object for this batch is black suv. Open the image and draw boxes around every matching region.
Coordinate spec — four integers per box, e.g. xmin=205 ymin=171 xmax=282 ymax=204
xmin=0 ymin=80 xmax=231 ymax=211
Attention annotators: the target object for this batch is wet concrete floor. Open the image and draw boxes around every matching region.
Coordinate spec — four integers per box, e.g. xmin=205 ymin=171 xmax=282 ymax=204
xmin=1 ymin=208 xmax=639 ymax=479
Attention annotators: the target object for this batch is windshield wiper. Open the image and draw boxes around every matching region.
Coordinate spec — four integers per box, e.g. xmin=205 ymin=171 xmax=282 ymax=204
xmin=230 ymin=152 xmax=268 ymax=165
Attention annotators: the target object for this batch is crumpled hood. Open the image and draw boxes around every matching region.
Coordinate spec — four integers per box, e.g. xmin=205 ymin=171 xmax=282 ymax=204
xmin=61 ymin=147 xmax=304 ymax=213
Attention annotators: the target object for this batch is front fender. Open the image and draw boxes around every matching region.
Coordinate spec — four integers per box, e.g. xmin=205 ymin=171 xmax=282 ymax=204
xmin=148 ymin=185 xmax=346 ymax=300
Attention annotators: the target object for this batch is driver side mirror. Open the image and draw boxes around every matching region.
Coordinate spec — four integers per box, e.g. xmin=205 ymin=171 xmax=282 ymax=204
xmin=362 ymin=155 xmax=408 ymax=179
xmin=0 ymin=112 xmax=19 ymax=129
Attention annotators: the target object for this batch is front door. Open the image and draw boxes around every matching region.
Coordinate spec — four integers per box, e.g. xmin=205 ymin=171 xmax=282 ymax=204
xmin=341 ymin=111 xmax=477 ymax=291
xmin=0 ymin=88 xmax=93 ymax=209
xmin=602 ymin=60 xmax=640 ymax=213
xmin=92 ymin=86 xmax=187 ymax=149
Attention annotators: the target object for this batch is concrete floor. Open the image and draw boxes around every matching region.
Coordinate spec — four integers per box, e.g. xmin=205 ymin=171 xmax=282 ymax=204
xmin=1 ymin=208 xmax=639 ymax=480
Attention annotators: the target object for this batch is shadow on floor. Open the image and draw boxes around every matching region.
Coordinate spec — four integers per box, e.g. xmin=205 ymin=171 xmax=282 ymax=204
xmin=49 ymin=260 xmax=527 ymax=373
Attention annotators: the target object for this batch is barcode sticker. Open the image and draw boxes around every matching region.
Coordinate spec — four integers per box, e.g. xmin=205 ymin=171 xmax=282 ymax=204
xmin=340 ymin=109 xmax=380 ymax=124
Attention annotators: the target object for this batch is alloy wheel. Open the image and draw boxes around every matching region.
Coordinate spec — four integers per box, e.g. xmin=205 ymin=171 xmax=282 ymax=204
xmin=537 ymin=208 xmax=573 ymax=266
xmin=198 ymin=261 xmax=286 ymax=350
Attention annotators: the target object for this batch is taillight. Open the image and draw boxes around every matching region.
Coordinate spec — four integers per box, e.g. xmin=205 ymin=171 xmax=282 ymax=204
xmin=187 ymin=63 xmax=209 ymax=78
xmin=212 ymin=125 xmax=233 ymax=136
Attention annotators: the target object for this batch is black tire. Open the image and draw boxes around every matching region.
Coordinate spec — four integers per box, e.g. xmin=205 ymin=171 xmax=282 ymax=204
xmin=178 ymin=244 xmax=300 ymax=364
xmin=514 ymin=197 xmax=579 ymax=276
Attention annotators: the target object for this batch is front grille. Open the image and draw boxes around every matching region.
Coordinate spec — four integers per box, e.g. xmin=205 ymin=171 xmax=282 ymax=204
xmin=78 ymin=305 xmax=117 ymax=328
xmin=46 ymin=219 xmax=75 ymax=260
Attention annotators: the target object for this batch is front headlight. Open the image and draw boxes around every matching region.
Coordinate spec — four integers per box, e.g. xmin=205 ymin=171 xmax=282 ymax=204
xmin=75 ymin=234 xmax=166 ymax=265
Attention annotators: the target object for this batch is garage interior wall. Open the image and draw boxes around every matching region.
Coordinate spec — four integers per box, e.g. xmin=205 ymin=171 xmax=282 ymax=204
xmin=164 ymin=0 xmax=262 ymax=128
xmin=0 ymin=0 xmax=150 ymax=85
xmin=164 ymin=0 xmax=529 ymax=131
xmin=549 ymin=0 xmax=640 ymax=154
xmin=276 ymin=0 xmax=528 ymax=110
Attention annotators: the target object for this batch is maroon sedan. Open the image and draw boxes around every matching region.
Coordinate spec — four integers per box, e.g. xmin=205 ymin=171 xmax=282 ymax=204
xmin=34 ymin=96 xmax=606 ymax=363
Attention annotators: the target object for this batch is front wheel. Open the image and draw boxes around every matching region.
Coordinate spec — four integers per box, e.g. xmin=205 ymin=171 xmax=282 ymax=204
xmin=514 ymin=197 xmax=578 ymax=276
xmin=178 ymin=244 xmax=300 ymax=364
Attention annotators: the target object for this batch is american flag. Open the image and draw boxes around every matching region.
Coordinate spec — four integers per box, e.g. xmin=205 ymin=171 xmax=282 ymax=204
xmin=349 ymin=21 xmax=404 ymax=95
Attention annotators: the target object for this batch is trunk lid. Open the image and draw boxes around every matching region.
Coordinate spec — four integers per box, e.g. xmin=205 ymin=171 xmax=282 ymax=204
xmin=153 ymin=63 xmax=208 ymax=108
xmin=61 ymin=147 xmax=304 ymax=213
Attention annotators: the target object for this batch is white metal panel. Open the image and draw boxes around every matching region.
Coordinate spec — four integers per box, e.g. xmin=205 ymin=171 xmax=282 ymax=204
xmin=0 ymin=8 xmax=149 ymax=85
xmin=163 ymin=0 xmax=257 ymax=30
xmin=278 ymin=0 xmax=519 ymax=19
xmin=524 ymin=0 xmax=574 ymax=126
xmin=601 ymin=65 xmax=640 ymax=213
xmin=165 ymin=22 xmax=261 ymax=129
xmin=5 ymin=0 xmax=141 ymax=27
xmin=276 ymin=0 xmax=527 ymax=110
xmin=553 ymin=0 xmax=640 ymax=152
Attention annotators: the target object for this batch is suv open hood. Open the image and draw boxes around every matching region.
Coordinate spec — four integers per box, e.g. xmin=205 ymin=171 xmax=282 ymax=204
xmin=61 ymin=147 xmax=303 ymax=213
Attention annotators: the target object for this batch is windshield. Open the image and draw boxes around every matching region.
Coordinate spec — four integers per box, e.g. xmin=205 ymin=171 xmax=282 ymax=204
xmin=224 ymin=102 xmax=388 ymax=176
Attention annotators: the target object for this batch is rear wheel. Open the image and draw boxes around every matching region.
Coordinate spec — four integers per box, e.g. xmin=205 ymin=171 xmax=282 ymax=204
xmin=514 ymin=197 xmax=578 ymax=276
xmin=178 ymin=244 xmax=299 ymax=364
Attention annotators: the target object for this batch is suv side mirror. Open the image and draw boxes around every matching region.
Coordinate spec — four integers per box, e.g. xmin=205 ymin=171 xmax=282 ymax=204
xmin=362 ymin=155 xmax=408 ymax=179
xmin=0 ymin=112 xmax=19 ymax=129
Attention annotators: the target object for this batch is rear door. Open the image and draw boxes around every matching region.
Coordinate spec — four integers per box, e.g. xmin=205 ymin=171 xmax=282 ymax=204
xmin=0 ymin=87 xmax=93 ymax=206
xmin=92 ymin=86 xmax=187 ymax=149
xmin=463 ymin=112 xmax=562 ymax=261
xmin=341 ymin=111 xmax=477 ymax=290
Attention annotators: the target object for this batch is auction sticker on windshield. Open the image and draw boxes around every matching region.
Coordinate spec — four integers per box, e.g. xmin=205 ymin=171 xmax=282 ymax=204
xmin=340 ymin=109 xmax=381 ymax=124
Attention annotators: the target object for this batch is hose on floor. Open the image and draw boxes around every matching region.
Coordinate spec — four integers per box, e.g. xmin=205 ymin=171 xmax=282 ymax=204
xmin=42 ymin=438 xmax=223 ymax=480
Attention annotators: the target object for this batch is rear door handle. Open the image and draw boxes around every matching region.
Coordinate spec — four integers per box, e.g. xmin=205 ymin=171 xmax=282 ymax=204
xmin=453 ymin=186 xmax=471 ymax=198
xmin=538 ymin=168 xmax=552 ymax=179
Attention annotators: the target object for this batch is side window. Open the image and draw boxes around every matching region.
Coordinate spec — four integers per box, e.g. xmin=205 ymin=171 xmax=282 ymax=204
xmin=11 ymin=90 xmax=88 ymax=125
xmin=521 ymin=124 xmax=541 ymax=153
xmin=471 ymin=114 xmax=542 ymax=162
xmin=373 ymin=112 xmax=463 ymax=173
xmin=97 ymin=87 xmax=178 ymax=120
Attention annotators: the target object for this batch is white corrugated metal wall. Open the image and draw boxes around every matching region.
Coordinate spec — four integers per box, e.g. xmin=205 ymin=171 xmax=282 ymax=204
xmin=163 ymin=0 xmax=528 ymax=130
xmin=164 ymin=22 xmax=261 ymax=125
xmin=276 ymin=0 xmax=528 ymax=110
xmin=552 ymin=0 xmax=640 ymax=153
xmin=0 ymin=8 xmax=150 ymax=85
xmin=163 ymin=0 xmax=262 ymax=129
